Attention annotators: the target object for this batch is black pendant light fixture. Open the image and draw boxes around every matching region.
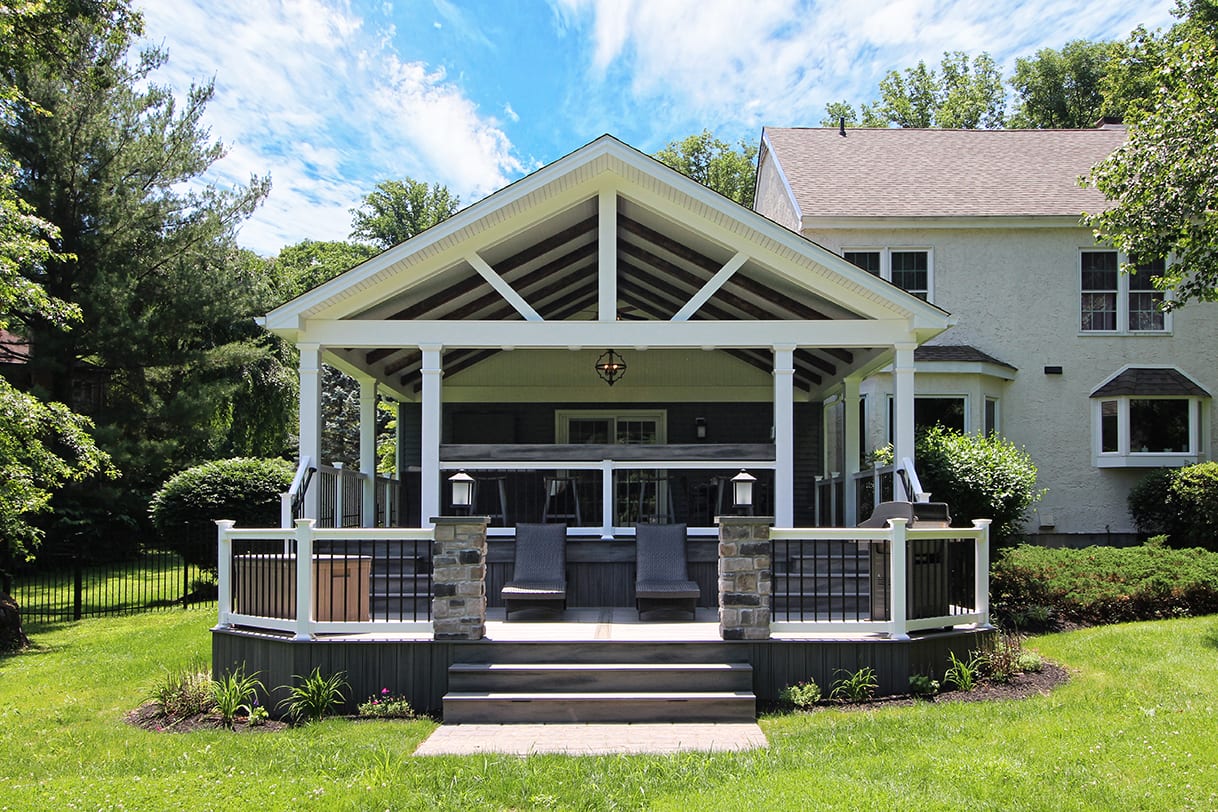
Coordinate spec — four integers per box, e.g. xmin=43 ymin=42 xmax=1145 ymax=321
xmin=594 ymin=349 xmax=627 ymax=386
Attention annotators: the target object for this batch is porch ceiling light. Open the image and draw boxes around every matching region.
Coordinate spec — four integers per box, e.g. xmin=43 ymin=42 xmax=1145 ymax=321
xmin=594 ymin=349 xmax=627 ymax=386
xmin=449 ymin=470 xmax=475 ymax=515
xmin=731 ymin=469 xmax=756 ymax=515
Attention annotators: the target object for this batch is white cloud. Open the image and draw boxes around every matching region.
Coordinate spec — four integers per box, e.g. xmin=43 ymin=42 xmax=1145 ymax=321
xmin=136 ymin=0 xmax=521 ymax=254
xmin=504 ymin=102 xmax=520 ymax=122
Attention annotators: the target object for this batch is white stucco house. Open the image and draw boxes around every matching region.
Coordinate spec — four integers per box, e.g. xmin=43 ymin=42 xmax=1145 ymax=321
xmin=754 ymin=123 xmax=1218 ymax=545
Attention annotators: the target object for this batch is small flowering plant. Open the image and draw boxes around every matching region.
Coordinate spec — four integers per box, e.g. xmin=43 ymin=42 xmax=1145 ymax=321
xmin=357 ymin=687 xmax=414 ymax=719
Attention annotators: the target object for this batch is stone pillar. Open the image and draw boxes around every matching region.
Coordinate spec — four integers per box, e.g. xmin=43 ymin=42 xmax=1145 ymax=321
xmin=718 ymin=516 xmax=773 ymax=640
xmin=431 ymin=516 xmax=489 ymax=640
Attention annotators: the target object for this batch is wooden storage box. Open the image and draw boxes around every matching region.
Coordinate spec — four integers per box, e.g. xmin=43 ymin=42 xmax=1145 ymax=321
xmin=233 ymin=554 xmax=371 ymax=622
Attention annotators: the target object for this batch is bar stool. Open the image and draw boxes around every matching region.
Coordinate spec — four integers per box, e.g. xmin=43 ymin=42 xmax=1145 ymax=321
xmin=542 ymin=475 xmax=582 ymax=525
xmin=473 ymin=475 xmax=509 ymax=527
xmin=636 ymin=473 xmax=676 ymax=524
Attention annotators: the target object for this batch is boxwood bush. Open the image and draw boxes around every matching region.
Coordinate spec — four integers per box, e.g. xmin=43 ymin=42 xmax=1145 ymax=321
xmin=1129 ymin=462 xmax=1218 ymax=550
xmin=149 ymin=458 xmax=294 ymax=570
xmin=991 ymin=540 xmax=1218 ymax=630
xmin=914 ymin=425 xmax=1042 ymax=546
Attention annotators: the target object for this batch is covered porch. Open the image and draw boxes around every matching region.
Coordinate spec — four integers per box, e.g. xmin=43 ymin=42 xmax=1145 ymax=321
xmin=263 ymin=136 xmax=956 ymax=536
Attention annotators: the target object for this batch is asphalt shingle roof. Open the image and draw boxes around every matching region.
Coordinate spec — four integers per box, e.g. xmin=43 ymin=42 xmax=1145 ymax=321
xmin=914 ymin=345 xmax=1016 ymax=370
xmin=1091 ymin=368 xmax=1210 ymax=398
xmin=762 ymin=126 xmax=1127 ymax=219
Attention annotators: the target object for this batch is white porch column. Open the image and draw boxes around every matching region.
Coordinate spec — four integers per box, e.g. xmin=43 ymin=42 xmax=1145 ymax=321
xmin=773 ymin=345 xmax=795 ymax=527
xmin=420 ymin=345 xmax=443 ymax=526
xmin=893 ymin=343 xmax=916 ymax=500
xmin=358 ymin=377 xmax=377 ymax=528
xmin=843 ymin=376 xmax=862 ymax=526
xmin=298 ymin=343 xmax=322 ymax=520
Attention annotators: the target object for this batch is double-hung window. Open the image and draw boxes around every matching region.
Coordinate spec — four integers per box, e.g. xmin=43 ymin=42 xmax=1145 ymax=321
xmin=1080 ymin=250 xmax=1169 ymax=333
xmin=845 ymin=248 xmax=932 ymax=301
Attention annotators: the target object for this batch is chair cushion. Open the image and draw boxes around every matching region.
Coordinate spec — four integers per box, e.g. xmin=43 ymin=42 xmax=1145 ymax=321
xmin=501 ymin=581 xmax=566 ymax=600
xmin=635 ymin=580 xmax=700 ymax=600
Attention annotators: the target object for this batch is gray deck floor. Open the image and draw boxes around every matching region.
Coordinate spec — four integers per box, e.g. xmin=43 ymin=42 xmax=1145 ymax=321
xmin=327 ymin=606 xmax=896 ymax=643
xmin=413 ymin=721 xmax=768 ymax=756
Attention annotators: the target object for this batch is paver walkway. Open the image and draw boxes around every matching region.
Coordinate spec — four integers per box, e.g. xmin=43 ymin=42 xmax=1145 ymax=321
xmin=414 ymin=722 xmax=768 ymax=756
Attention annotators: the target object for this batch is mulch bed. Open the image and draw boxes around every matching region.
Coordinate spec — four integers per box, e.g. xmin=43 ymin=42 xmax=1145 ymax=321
xmin=128 ymin=664 xmax=1070 ymax=731
xmin=125 ymin=703 xmax=289 ymax=733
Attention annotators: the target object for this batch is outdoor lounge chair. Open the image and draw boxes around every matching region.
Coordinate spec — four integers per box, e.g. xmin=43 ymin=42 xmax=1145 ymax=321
xmin=634 ymin=523 xmax=700 ymax=621
xmin=500 ymin=523 xmax=567 ymax=620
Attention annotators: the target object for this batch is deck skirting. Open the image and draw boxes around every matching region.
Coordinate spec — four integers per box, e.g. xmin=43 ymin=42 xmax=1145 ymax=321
xmin=212 ymin=624 xmax=994 ymax=717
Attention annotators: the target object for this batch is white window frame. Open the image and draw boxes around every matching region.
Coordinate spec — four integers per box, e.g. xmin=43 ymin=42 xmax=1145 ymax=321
xmin=1079 ymin=249 xmax=1172 ymax=335
xmin=1091 ymin=395 xmax=1206 ymax=468
xmin=555 ymin=410 xmax=668 ymax=445
xmin=843 ymin=247 xmax=934 ymax=303
xmin=984 ymin=397 xmax=999 ymax=436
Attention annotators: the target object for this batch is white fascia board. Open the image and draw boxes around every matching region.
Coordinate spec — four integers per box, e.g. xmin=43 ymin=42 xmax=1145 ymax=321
xmin=322 ymin=349 xmax=416 ymax=401
xmin=913 ymin=360 xmax=1018 ymax=381
xmin=801 ymin=214 xmax=1088 ymax=230
xmin=298 ymin=318 xmax=916 ymax=350
xmin=757 ymin=130 xmax=803 ymax=222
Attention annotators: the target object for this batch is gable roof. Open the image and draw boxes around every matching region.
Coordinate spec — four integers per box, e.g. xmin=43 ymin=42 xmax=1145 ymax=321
xmin=265 ymin=134 xmax=954 ymax=399
xmin=760 ymin=125 xmax=1127 ymax=221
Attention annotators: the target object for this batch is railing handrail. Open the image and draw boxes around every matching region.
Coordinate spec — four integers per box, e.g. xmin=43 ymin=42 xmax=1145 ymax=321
xmin=438 ymin=459 xmax=777 ymax=471
xmin=223 ymin=526 xmax=433 ymax=542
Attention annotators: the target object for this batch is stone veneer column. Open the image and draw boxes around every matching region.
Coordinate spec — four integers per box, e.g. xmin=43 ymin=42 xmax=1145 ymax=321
xmin=718 ymin=516 xmax=773 ymax=640
xmin=431 ymin=516 xmax=489 ymax=640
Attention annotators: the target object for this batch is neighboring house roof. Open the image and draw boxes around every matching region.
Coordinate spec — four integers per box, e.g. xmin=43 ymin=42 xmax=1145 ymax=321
xmin=1091 ymin=367 xmax=1211 ymax=398
xmin=0 ymin=329 xmax=30 ymax=363
xmin=915 ymin=344 xmax=1016 ymax=370
xmin=760 ymin=125 xmax=1127 ymax=220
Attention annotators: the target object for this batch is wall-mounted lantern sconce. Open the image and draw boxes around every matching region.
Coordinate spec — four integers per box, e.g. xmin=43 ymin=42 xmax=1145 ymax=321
xmin=695 ymin=417 xmax=707 ymax=440
xmin=731 ymin=469 xmax=756 ymax=515
xmin=594 ymin=349 xmax=627 ymax=386
xmin=449 ymin=470 xmax=475 ymax=515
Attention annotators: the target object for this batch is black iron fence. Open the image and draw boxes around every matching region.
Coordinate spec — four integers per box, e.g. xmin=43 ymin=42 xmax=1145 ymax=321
xmin=6 ymin=550 xmax=216 ymax=623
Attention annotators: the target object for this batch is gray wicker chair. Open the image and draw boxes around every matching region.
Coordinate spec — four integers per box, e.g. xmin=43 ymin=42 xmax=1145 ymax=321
xmin=501 ymin=523 xmax=567 ymax=620
xmin=634 ymin=523 xmax=700 ymax=621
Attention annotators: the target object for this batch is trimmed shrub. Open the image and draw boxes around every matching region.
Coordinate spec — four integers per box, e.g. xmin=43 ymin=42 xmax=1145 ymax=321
xmin=149 ymin=457 xmax=293 ymax=570
xmin=914 ymin=425 xmax=1042 ymax=546
xmin=1129 ymin=463 xmax=1218 ymax=550
xmin=991 ymin=542 xmax=1218 ymax=629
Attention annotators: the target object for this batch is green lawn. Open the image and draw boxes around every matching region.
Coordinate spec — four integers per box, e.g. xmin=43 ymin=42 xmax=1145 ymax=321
xmin=1 ymin=610 xmax=1216 ymax=811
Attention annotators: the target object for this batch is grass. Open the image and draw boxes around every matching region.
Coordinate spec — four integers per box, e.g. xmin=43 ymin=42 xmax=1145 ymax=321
xmin=1 ymin=610 xmax=1217 ymax=810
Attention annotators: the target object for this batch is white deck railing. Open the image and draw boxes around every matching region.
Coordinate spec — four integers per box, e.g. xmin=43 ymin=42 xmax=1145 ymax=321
xmin=281 ymin=459 xmax=400 ymax=529
xmin=215 ymin=517 xmax=991 ymax=641
xmin=770 ymin=519 xmax=991 ymax=638
xmin=215 ymin=520 xmax=434 ymax=639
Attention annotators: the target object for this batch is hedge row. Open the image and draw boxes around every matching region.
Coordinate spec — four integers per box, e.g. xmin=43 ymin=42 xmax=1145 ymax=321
xmin=991 ymin=541 xmax=1218 ymax=629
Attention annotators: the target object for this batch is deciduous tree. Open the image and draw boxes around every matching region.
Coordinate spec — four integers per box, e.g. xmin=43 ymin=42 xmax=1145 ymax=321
xmin=653 ymin=130 xmax=758 ymax=206
xmin=349 ymin=179 xmax=460 ymax=249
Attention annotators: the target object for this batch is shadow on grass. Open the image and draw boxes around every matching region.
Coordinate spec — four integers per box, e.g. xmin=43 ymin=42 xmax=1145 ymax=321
xmin=1202 ymin=620 xmax=1218 ymax=650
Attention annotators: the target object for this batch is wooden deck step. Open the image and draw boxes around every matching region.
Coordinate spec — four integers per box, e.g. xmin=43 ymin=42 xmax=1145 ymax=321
xmin=442 ymin=690 xmax=756 ymax=724
xmin=448 ymin=662 xmax=752 ymax=693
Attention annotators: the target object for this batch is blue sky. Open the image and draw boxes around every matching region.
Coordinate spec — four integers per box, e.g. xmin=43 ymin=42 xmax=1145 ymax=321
xmin=135 ymin=0 xmax=1177 ymax=255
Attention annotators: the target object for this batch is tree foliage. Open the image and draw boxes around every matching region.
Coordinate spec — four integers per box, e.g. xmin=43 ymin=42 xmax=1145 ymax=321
xmin=831 ymin=52 xmax=1006 ymax=130
xmin=1085 ymin=0 xmax=1218 ymax=308
xmin=349 ymin=179 xmax=459 ymax=250
xmin=1129 ymin=462 xmax=1218 ymax=550
xmin=914 ymin=425 xmax=1042 ymax=545
xmin=652 ymin=129 xmax=758 ymax=206
xmin=149 ymin=457 xmax=293 ymax=569
xmin=1009 ymin=40 xmax=1117 ymax=128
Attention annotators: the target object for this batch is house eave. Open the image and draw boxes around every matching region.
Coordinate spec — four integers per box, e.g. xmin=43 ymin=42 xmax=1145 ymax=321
xmin=800 ymin=214 xmax=1090 ymax=231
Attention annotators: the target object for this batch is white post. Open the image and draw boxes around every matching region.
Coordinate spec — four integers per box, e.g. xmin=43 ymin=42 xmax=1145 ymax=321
xmin=214 ymin=519 xmax=235 ymax=630
xmin=843 ymin=377 xmax=861 ymax=526
xmin=601 ymin=459 xmax=614 ymax=539
xmin=293 ymin=518 xmax=315 ymax=641
xmin=888 ymin=517 xmax=910 ymax=639
xmin=298 ymin=343 xmax=323 ymax=520
xmin=420 ymin=345 xmax=443 ymax=526
xmin=279 ymin=492 xmax=292 ymax=529
xmin=598 ymin=189 xmax=617 ymax=321
xmin=892 ymin=343 xmax=916 ymax=501
xmin=359 ymin=377 xmax=377 ymax=528
xmin=773 ymin=345 xmax=795 ymax=527
xmin=974 ymin=519 xmax=993 ymax=628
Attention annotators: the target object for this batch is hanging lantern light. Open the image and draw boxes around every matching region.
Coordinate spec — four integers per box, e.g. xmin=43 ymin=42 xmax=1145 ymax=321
xmin=594 ymin=349 xmax=627 ymax=386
